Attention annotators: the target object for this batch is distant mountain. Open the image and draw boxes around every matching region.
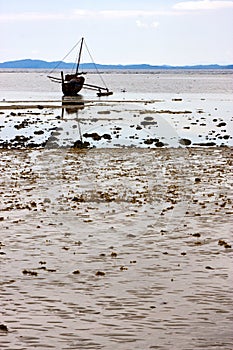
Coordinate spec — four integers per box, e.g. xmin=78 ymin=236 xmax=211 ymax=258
xmin=0 ymin=59 xmax=232 ymax=70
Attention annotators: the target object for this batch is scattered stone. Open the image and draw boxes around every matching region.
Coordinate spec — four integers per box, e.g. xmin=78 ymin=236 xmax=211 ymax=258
xmin=96 ymin=271 xmax=105 ymax=276
xmin=155 ymin=141 xmax=164 ymax=147
xmin=193 ymin=142 xmax=216 ymax=146
xmin=218 ymin=239 xmax=227 ymax=246
xmin=120 ymin=266 xmax=128 ymax=271
xmin=34 ymin=130 xmax=44 ymax=135
xmin=144 ymin=116 xmax=154 ymax=121
xmin=83 ymin=132 xmax=101 ymax=141
xmin=217 ymin=122 xmax=226 ymax=127
xmin=111 ymin=252 xmax=117 ymax=258
xmin=0 ymin=324 xmax=8 ymax=332
xmin=22 ymin=269 xmax=38 ymax=276
xmin=218 ymin=240 xmax=231 ymax=248
xmin=192 ymin=233 xmax=201 ymax=237
xmin=102 ymin=133 xmax=112 ymax=140
xmin=73 ymin=140 xmax=90 ymax=148
xmin=179 ymin=138 xmax=192 ymax=146
xmin=224 ymin=243 xmax=232 ymax=248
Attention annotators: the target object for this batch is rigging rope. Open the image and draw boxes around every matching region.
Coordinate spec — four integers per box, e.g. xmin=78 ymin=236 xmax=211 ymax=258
xmin=47 ymin=38 xmax=82 ymax=76
xmin=83 ymin=40 xmax=108 ymax=89
xmin=48 ymin=38 xmax=111 ymax=93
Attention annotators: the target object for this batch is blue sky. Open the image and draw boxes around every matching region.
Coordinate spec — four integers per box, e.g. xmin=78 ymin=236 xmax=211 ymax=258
xmin=0 ymin=0 xmax=233 ymax=65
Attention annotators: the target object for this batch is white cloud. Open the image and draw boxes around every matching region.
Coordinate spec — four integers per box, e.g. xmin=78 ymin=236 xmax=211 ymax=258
xmin=136 ymin=20 xmax=148 ymax=28
xmin=99 ymin=10 xmax=162 ymax=18
xmin=0 ymin=12 xmax=66 ymax=22
xmin=136 ymin=19 xmax=159 ymax=29
xmin=173 ymin=0 xmax=233 ymax=11
xmin=0 ymin=9 xmax=179 ymax=23
xmin=151 ymin=21 xmax=159 ymax=28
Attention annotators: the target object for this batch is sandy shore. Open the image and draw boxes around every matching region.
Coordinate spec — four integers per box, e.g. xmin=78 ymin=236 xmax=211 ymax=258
xmin=0 ymin=146 xmax=232 ymax=349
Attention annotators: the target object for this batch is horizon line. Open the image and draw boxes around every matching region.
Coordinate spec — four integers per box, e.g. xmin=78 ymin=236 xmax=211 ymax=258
xmin=0 ymin=58 xmax=232 ymax=68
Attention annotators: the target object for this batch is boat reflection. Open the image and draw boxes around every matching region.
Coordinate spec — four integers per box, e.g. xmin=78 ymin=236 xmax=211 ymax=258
xmin=62 ymin=94 xmax=85 ymax=116
xmin=61 ymin=96 xmax=90 ymax=148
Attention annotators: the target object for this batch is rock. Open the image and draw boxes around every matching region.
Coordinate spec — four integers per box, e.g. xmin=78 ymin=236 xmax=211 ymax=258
xmin=179 ymin=138 xmax=192 ymax=146
xmin=120 ymin=266 xmax=128 ymax=271
xmin=0 ymin=324 xmax=8 ymax=332
xmin=73 ymin=140 xmax=90 ymax=148
xmin=218 ymin=239 xmax=227 ymax=246
xmin=155 ymin=141 xmax=164 ymax=147
xmin=224 ymin=243 xmax=231 ymax=248
xmin=95 ymin=271 xmax=105 ymax=276
xmin=217 ymin=122 xmax=226 ymax=127
xmin=22 ymin=269 xmax=38 ymax=276
xmin=192 ymin=233 xmax=201 ymax=237
xmin=83 ymin=132 xmax=101 ymax=141
xmin=102 ymin=133 xmax=112 ymax=140
xmin=34 ymin=130 xmax=44 ymax=135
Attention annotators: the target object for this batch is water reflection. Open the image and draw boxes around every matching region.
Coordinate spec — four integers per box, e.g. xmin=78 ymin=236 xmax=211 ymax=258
xmin=0 ymin=95 xmax=232 ymax=149
xmin=61 ymin=94 xmax=85 ymax=116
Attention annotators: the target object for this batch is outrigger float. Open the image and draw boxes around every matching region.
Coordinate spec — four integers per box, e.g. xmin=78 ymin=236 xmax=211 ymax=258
xmin=48 ymin=38 xmax=113 ymax=98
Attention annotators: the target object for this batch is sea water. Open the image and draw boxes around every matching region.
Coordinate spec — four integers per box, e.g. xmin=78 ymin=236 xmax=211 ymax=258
xmin=0 ymin=69 xmax=232 ymax=148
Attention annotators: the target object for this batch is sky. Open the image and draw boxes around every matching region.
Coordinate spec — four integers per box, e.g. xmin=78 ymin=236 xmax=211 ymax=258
xmin=0 ymin=0 xmax=233 ymax=65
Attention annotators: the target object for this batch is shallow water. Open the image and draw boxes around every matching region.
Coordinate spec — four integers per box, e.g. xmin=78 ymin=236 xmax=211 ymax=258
xmin=0 ymin=70 xmax=232 ymax=149
xmin=0 ymin=69 xmax=232 ymax=96
xmin=0 ymin=70 xmax=233 ymax=349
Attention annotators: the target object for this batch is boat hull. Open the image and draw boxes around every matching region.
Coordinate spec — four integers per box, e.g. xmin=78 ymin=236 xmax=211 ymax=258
xmin=62 ymin=76 xmax=85 ymax=96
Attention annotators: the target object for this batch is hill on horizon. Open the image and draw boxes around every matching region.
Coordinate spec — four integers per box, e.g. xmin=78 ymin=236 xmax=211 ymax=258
xmin=0 ymin=58 xmax=232 ymax=70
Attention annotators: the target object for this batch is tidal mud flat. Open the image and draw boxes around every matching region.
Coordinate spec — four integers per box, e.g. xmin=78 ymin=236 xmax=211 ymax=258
xmin=0 ymin=147 xmax=233 ymax=350
xmin=0 ymin=93 xmax=232 ymax=149
xmin=0 ymin=70 xmax=233 ymax=349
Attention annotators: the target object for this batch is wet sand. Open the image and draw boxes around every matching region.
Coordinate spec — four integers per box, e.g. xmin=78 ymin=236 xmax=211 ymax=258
xmin=0 ymin=146 xmax=233 ymax=349
xmin=0 ymin=93 xmax=232 ymax=149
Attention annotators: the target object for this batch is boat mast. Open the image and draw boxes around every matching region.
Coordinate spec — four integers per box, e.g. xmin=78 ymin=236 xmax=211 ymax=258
xmin=76 ymin=37 xmax=84 ymax=75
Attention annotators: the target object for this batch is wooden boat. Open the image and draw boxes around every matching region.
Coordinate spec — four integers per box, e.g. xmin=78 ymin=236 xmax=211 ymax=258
xmin=48 ymin=38 xmax=113 ymax=97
